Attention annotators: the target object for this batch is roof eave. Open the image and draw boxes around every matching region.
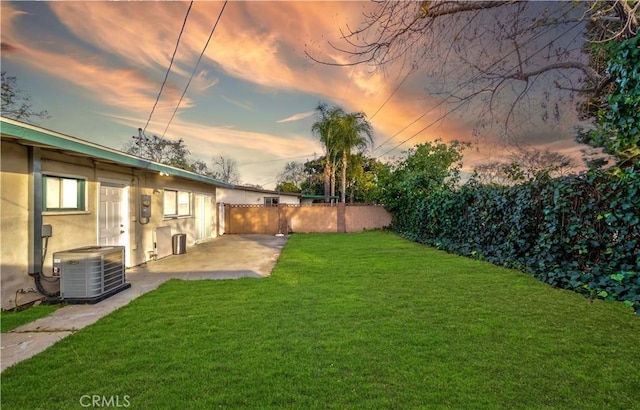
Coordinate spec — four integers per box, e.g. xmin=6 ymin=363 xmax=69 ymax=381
xmin=0 ymin=117 xmax=235 ymax=189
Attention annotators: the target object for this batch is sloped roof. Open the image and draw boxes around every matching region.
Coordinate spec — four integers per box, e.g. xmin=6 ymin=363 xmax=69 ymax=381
xmin=0 ymin=117 xmax=235 ymax=188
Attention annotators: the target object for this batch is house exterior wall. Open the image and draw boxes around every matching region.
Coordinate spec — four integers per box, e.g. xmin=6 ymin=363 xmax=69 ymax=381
xmin=41 ymin=150 xmax=99 ymax=256
xmin=217 ymin=187 xmax=300 ymax=205
xmin=0 ymin=140 xmax=220 ymax=309
xmin=274 ymin=194 xmax=300 ymax=205
xmin=1 ymin=141 xmax=33 ymax=308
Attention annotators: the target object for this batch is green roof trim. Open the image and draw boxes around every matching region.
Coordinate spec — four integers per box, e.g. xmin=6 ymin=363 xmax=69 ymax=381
xmin=1 ymin=118 xmax=235 ymax=188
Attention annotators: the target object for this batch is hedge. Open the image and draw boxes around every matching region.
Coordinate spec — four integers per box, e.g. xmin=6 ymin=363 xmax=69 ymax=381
xmin=391 ymin=166 xmax=640 ymax=313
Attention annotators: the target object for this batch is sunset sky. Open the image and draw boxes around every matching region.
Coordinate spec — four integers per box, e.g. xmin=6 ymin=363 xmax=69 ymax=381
xmin=1 ymin=1 xmax=589 ymax=188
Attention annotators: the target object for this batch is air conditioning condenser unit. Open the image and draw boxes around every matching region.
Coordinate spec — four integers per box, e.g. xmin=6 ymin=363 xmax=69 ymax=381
xmin=54 ymin=246 xmax=131 ymax=303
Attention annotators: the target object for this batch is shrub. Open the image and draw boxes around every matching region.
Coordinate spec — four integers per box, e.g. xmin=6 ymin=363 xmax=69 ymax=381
xmin=390 ymin=166 xmax=640 ymax=312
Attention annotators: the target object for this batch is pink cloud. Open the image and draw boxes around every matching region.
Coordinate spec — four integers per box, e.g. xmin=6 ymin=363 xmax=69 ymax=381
xmin=4 ymin=1 xmax=461 ymax=152
xmin=1 ymin=0 xmax=587 ymax=183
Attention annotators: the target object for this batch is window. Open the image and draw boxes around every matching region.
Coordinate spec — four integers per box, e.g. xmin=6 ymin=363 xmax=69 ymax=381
xmin=43 ymin=175 xmax=86 ymax=211
xmin=164 ymin=190 xmax=177 ymax=215
xmin=164 ymin=189 xmax=191 ymax=217
xmin=264 ymin=197 xmax=279 ymax=206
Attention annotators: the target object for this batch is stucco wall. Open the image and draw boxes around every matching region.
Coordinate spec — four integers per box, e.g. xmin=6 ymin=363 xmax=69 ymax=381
xmin=41 ymin=152 xmax=100 ymax=274
xmin=224 ymin=203 xmax=391 ymax=235
xmin=286 ymin=205 xmax=338 ymax=233
xmin=0 ymin=141 xmax=220 ymax=309
xmin=345 ymin=205 xmax=393 ymax=232
xmin=1 ymin=141 xmax=35 ymax=308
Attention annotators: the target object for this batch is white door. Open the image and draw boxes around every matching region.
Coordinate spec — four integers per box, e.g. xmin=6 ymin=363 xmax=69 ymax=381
xmin=195 ymin=194 xmax=212 ymax=241
xmin=99 ymin=184 xmax=127 ymax=247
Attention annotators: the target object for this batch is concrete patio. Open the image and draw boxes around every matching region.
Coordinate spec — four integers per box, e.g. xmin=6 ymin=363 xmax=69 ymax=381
xmin=1 ymin=234 xmax=288 ymax=372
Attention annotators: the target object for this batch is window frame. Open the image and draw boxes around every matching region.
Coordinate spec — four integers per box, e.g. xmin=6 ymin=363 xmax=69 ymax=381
xmin=43 ymin=174 xmax=87 ymax=212
xmin=163 ymin=188 xmax=192 ymax=217
xmin=264 ymin=197 xmax=279 ymax=206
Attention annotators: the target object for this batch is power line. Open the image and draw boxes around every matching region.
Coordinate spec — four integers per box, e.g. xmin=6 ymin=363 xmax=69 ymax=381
xmin=143 ymin=1 xmax=194 ymax=135
xmin=342 ymin=63 xmax=357 ymax=102
xmin=375 ymin=99 xmax=468 ymax=159
xmin=161 ymin=0 xmax=229 ymax=139
xmin=372 ymin=7 xmax=580 ymax=157
xmin=371 ymin=109 xmax=429 ymax=155
xmin=375 ymin=18 xmax=583 ymax=159
xmin=239 ymin=153 xmax=316 ymax=166
xmin=368 ymin=68 xmax=415 ymax=121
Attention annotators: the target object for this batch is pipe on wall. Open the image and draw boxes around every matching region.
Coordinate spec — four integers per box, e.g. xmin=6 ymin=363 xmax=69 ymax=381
xmin=28 ymin=146 xmax=43 ymax=274
xmin=28 ymin=146 xmax=60 ymax=297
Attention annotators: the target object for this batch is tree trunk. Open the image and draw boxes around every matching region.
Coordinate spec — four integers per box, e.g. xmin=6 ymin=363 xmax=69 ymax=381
xmin=349 ymin=181 xmax=355 ymax=204
xmin=341 ymin=151 xmax=347 ymax=203
xmin=330 ymin=164 xmax=336 ymax=200
xmin=323 ymin=161 xmax=331 ymax=203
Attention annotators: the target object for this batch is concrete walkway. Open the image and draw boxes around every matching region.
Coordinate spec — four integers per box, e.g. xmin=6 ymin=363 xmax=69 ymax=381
xmin=1 ymin=234 xmax=288 ymax=372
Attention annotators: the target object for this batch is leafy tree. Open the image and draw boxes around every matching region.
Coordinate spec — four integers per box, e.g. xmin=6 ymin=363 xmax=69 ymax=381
xmin=275 ymin=181 xmax=301 ymax=193
xmin=1 ymin=72 xmax=50 ymax=123
xmin=377 ymin=139 xmax=470 ymax=215
xmin=342 ymin=153 xmax=390 ymax=203
xmin=336 ymin=111 xmax=374 ymax=203
xmin=581 ymin=34 xmax=640 ymax=166
xmin=311 ymin=103 xmax=374 ymax=202
xmin=293 ymin=153 xmax=385 ymax=203
xmin=300 ymin=157 xmax=325 ymax=196
xmin=311 ymin=103 xmax=346 ymax=202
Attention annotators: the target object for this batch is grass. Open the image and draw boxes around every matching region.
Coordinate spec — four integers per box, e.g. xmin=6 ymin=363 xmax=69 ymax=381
xmin=1 ymin=231 xmax=639 ymax=409
xmin=1 ymin=304 xmax=61 ymax=333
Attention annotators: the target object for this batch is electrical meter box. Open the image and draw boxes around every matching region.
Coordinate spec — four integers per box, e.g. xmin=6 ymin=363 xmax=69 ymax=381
xmin=141 ymin=195 xmax=151 ymax=218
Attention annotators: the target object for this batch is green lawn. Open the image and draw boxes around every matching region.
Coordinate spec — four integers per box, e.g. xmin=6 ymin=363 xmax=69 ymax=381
xmin=1 ymin=304 xmax=61 ymax=333
xmin=1 ymin=231 xmax=638 ymax=409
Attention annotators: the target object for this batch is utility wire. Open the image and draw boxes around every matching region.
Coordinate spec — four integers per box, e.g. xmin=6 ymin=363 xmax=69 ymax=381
xmin=240 ymin=153 xmax=316 ymax=166
xmin=368 ymin=67 xmax=415 ymax=121
xmin=372 ymin=6 xmax=580 ymax=156
xmin=375 ymin=18 xmax=583 ymax=159
xmin=143 ymin=1 xmax=194 ymax=135
xmin=161 ymin=0 xmax=229 ymax=139
xmin=375 ymin=99 xmax=469 ymax=159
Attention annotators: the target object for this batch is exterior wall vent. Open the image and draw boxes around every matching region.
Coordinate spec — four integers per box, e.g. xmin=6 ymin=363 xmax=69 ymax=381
xmin=54 ymin=246 xmax=130 ymax=303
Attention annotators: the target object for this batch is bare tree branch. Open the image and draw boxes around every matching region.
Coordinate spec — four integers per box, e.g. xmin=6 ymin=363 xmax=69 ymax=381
xmin=505 ymin=61 xmax=602 ymax=84
xmin=308 ymin=0 xmax=638 ymax=139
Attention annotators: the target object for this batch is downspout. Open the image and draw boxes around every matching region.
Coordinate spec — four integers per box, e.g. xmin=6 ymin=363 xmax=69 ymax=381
xmin=28 ymin=146 xmax=43 ymax=275
xmin=28 ymin=146 xmax=60 ymax=297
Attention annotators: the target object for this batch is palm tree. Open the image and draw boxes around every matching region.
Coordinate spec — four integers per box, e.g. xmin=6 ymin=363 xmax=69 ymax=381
xmin=311 ymin=103 xmax=345 ymax=203
xmin=336 ymin=112 xmax=373 ymax=203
